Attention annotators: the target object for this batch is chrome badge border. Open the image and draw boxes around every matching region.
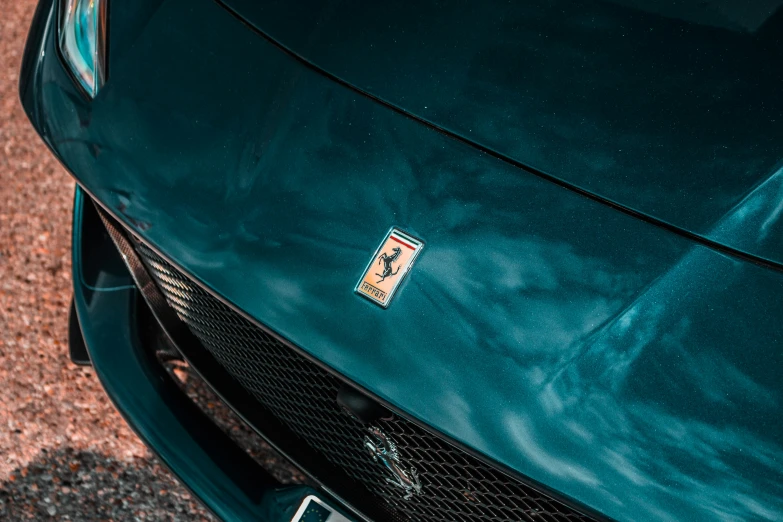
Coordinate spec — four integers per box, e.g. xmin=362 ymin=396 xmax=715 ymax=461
xmin=355 ymin=227 xmax=424 ymax=308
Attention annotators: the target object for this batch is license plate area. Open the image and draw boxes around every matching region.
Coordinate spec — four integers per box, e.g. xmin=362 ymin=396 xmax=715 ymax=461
xmin=291 ymin=494 xmax=353 ymax=522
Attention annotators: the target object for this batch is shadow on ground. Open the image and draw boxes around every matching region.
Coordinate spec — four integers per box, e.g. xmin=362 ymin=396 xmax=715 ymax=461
xmin=0 ymin=447 xmax=215 ymax=521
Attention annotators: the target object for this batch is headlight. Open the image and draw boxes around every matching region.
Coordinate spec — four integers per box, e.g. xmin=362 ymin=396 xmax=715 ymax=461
xmin=59 ymin=0 xmax=107 ymax=98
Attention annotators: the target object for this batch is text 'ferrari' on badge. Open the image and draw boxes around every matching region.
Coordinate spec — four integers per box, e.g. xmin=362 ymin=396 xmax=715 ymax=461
xmin=355 ymin=228 xmax=424 ymax=308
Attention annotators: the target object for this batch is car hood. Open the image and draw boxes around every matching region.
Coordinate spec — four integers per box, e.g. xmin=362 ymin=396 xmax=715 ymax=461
xmin=21 ymin=0 xmax=783 ymax=520
xmin=221 ymin=0 xmax=783 ymax=268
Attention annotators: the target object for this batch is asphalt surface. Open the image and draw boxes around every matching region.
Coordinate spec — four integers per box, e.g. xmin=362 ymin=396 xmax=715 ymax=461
xmin=1 ymin=2 xmax=300 ymax=520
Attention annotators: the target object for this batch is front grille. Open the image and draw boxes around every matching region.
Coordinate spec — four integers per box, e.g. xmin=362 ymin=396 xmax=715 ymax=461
xmin=132 ymin=240 xmax=594 ymax=522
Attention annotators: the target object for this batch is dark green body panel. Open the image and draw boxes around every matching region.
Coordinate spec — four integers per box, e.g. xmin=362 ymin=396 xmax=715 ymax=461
xmin=223 ymin=0 xmax=783 ymax=267
xmin=20 ymin=0 xmax=783 ymax=520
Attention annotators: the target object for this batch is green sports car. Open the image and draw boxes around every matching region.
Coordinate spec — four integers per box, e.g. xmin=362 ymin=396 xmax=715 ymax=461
xmin=20 ymin=0 xmax=783 ymax=520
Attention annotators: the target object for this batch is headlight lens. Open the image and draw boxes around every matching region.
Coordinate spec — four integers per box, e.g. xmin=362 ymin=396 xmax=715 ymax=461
xmin=59 ymin=0 xmax=107 ymax=98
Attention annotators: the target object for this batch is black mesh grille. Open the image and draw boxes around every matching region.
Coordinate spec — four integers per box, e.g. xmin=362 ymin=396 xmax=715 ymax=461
xmin=132 ymin=240 xmax=594 ymax=522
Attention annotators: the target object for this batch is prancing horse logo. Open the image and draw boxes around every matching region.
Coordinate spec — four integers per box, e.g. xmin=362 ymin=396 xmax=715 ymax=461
xmin=376 ymin=247 xmax=402 ymax=283
xmin=364 ymin=426 xmax=422 ymax=499
xmin=355 ymin=228 xmax=424 ymax=308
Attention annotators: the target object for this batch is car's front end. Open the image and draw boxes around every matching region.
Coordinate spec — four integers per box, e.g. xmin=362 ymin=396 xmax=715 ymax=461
xmin=20 ymin=0 xmax=783 ymax=520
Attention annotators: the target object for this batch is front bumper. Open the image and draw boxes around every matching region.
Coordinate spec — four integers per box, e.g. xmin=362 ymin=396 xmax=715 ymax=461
xmin=70 ymin=186 xmax=353 ymax=521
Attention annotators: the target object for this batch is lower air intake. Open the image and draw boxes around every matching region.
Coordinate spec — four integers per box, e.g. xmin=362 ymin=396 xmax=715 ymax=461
xmin=132 ymin=239 xmax=594 ymax=522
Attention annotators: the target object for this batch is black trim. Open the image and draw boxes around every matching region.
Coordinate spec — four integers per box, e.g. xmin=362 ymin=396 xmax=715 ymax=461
xmin=91 ymin=197 xmax=608 ymax=522
xmin=68 ymin=297 xmax=91 ymax=366
xmin=211 ymin=0 xmax=783 ymax=275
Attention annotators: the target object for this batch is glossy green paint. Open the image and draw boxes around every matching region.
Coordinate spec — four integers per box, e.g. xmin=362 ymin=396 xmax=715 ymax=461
xmin=21 ymin=0 xmax=783 ymax=520
xmin=222 ymin=0 xmax=783 ymax=268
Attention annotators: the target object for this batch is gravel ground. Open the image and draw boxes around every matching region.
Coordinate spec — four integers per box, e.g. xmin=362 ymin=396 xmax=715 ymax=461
xmin=0 ymin=2 xmax=293 ymax=520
